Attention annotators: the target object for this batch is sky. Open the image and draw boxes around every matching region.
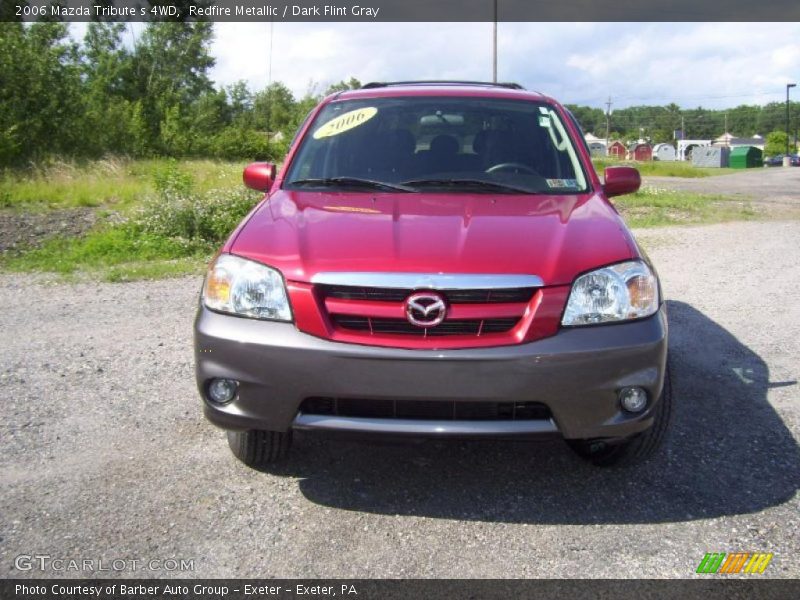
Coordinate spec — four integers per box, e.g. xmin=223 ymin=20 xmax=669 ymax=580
xmin=207 ymin=22 xmax=799 ymax=110
xmin=74 ymin=22 xmax=800 ymax=110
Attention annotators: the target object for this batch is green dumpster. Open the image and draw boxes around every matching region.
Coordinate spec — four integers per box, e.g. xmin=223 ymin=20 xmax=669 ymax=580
xmin=729 ymin=146 xmax=763 ymax=169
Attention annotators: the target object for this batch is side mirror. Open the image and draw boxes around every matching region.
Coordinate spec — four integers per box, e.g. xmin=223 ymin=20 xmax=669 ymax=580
xmin=243 ymin=162 xmax=276 ymax=192
xmin=603 ymin=166 xmax=641 ymax=198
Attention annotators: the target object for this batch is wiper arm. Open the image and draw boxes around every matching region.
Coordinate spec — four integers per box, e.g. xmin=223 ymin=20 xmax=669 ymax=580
xmin=287 ymin=177 xmax=417 ymax=193
xmin=400 ymin=178 xmax=534 ymax=194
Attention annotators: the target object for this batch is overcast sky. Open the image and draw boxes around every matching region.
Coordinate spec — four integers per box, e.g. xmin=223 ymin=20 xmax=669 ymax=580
xmin=206 ymin=22 xmax=799 ymax=110
xmin=74 ymin=22 xmax=799 ymax=110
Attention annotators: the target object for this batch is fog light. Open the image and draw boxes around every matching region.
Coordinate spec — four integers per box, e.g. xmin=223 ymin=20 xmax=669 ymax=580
xmin=208 ymin=378 xmax=238 ymax=404
xmin=619 ymin=387 xmax=648 ymax=413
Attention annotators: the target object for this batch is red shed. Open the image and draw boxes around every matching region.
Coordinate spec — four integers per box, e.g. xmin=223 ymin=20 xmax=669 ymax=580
xmin=607 ymin=141 xmax=627 ymax=159
xmin=627 ymin=143 xmax=653 ymax=161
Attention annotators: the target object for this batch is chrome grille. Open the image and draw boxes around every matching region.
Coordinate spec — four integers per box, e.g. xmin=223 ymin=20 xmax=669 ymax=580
xmin=321 ymin=285 xmax=535 ymax=304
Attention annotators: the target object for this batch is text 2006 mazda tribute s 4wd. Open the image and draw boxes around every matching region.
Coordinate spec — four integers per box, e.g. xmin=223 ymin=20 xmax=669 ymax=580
xmin=194 ymin=81 xmax=671 ymax=468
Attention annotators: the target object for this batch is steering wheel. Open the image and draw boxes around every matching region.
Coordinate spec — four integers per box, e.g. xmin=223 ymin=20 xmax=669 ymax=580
xmin=485 ymin=162 xmax=538 ymax=175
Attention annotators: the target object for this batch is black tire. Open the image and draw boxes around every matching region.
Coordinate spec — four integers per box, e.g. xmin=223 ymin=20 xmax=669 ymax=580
xmin=568 ymin=365 xmax=673 ymax=467
xmin=227 ymin=429 xmax=292 ymax=468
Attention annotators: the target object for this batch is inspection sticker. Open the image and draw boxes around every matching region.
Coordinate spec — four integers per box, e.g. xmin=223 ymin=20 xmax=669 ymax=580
xmin=539 ymin=115 xmax=551 ymax=127
xmin=313 ymin=107 xmax=378 ymax=139
xmin=546 ymin=178 xmax=578 ymax=188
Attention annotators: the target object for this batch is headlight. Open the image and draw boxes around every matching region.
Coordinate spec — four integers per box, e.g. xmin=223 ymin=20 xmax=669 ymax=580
xmin=203 ymin=254 xmax=292 ymax=321
xmin=562 ymin=260 xmax=659 ymax=326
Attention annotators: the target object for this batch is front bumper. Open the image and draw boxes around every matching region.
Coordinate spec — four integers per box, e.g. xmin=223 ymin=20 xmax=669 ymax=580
xmin=194 ymin=305 xmax=668 ymax=441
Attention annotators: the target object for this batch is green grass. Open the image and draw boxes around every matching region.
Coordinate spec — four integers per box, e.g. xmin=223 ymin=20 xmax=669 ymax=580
xmin=0 ymin=158 xmax=259 ymax=281
xmin=593 ymin=158 xmax=736 ymax=178
xmin=615 ymin=187 xmax=757 ymax=228
xmin=1 ymin=226 xmax=211 ymax=279
xmin=0 ymin=157 xmax=244 ymax=211
xmin=104 ymin=258 xmax=207 ymax=282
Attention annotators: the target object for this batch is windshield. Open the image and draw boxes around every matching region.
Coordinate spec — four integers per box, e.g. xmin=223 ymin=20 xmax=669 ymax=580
xmin=284 ymin=96 xmax=590 ymax=194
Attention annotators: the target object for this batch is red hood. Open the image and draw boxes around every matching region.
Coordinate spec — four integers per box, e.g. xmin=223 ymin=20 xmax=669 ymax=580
xmin=228 ymin=190 xmax=637 ymax=286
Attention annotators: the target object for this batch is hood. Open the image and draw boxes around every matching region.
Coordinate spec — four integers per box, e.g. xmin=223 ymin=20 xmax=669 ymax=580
xmin=228 ymin=190 xmax=637 ymax=286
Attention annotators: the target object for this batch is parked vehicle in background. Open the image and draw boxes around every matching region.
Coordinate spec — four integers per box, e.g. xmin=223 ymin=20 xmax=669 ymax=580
xmin=194 ymin=81 xmax=671 ymax=469
xmin=763 ymin=154 xmax=800 ymax=167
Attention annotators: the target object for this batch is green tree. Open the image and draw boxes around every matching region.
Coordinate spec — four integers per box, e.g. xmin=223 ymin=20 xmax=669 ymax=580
xmin=129 ymin=22 xmax=216 ymax=153
xmin=764 ymin=131 xmax=788 ymax=157
xmin=0 ymin=22 xmax=83 ymax=164
xmin=81 ymin=23 xmax=136 ymax=156
xmin=254 ymin=82 xmax=297 ymax=134
xmin=324 ymin=77 xmax=362 ymax=95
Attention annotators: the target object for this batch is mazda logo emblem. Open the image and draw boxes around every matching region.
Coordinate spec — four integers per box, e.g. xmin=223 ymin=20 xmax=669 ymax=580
xmin=405 ymin=292 xmax=447 ymax=327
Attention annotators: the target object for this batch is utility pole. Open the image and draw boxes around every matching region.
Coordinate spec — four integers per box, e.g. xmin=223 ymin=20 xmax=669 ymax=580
xmin=492 ymin=0 xmax=498 ymax=83
xmin=605 ymin=97 xmax=612 ymax=148
xmin=787 ymin=83 xmax=796 ymax=155
xmin=266 ymin=19 xmax=274 ymax=137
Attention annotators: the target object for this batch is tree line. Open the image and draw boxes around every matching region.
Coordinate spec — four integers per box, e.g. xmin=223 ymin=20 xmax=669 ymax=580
xmin=567 ymin=102 xmax=798 ymax=145
xmin=0 ymin=21 xmax=362 ymax=166
xmin=1 ymin=21 xmax=797 ymax=167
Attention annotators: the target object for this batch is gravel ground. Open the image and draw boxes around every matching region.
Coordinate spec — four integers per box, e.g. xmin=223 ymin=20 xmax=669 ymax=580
xmin=1 ymin=221 xmax=798 ymax=579
xmin=644 ymin=166 xmax=800 ymax=205
xmin=0 ymin=208 xmax=99 ymax=254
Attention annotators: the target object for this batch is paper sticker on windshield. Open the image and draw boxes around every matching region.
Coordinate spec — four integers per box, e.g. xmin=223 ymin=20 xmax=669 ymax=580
xmin=546 ymin=178 xmax=578 ymax=189
xmin=539 ymin=115 xmax=551 ymax=127
xmin=313 ymin=107 xmax=378 ymax=139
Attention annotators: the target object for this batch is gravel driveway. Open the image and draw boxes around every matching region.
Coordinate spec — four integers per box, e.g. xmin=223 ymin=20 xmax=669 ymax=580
xmin=1 ymin=221 xmax=798 ymax=579
xmin=644 ymin=166 xmax=800 ymax=205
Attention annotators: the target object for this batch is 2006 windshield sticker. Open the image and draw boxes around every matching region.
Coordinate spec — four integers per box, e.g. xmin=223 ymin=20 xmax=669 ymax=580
xmin=313 ymin=107 xmax=378 ymax=139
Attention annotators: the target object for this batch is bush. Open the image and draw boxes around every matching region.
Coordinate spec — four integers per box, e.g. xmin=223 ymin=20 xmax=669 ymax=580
xmin=206 ymin=127 xmax=272 ymax=160
xmin=134 ymin=161 xmax=259 ymax=249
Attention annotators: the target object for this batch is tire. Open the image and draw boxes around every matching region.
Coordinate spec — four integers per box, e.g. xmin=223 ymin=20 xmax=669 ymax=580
xmin=568 ymin=365 xmax=673 ymax=467
xmin=227 ymin=429 xmax=292 ymax=468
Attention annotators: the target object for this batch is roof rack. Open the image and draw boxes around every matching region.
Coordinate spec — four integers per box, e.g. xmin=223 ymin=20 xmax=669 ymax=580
xmin=360 ymin=80 xmax=524 ymax=90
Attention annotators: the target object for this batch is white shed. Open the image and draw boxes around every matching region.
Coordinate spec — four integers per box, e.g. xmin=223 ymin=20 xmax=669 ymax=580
xmin=587 ymin=141 xmax=607 ymax=157
xmin=652 ymin=143 xmax=676 ymax=161
xmin=677 ymin=139 xmax=712 ymax=161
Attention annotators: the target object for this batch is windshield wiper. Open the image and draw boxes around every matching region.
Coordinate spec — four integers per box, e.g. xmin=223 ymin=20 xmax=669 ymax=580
xmin=287 ymin=177 xmax=417 ymax=193
xmin=400 ymin=178 xmax=535 ymax=194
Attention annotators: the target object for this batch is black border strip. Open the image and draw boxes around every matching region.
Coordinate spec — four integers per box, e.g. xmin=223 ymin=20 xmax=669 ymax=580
xmin=4 ymin=579 xmax=800 ymax=600
xmin=4 ymin=0 xmax=800 ymax=22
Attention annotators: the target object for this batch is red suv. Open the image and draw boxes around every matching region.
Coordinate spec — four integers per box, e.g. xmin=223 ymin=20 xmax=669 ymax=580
xmin=194 ymin=81 xmax=670 ymax=468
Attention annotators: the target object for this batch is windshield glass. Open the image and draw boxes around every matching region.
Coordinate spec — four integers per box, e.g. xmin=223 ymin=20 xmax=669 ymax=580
xmin=284 ymin=96 xmax=589 ymax=194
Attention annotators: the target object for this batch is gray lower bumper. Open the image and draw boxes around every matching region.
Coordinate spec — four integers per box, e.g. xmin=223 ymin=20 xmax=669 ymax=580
xmin=194 ymin=304 xmax=668 ymax=440
xmin=293 ymin=414 xmax=559 ymax=436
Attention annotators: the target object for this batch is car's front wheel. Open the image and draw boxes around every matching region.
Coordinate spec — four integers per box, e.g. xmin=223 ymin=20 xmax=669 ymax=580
xmin=568 ymin=365 xmax=672 ymax=467
xmin=227 ymin=429 xmax=292 ymax=468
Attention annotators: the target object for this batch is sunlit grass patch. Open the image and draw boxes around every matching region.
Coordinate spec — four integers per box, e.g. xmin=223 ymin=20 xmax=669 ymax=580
xmin=615 ymin=187 xmax=757 ymax=227
xmin=593 ymin=158 xmax=737 ymax=178
xmin=0 ymin=157 xmax=244 ymax=211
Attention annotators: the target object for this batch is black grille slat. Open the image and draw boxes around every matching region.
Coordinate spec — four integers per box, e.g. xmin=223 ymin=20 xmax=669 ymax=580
xmin=480 ymin=317 xmax=519 ymax=333
xmin=322 ymin=285 xmax=534 ymax=304
xmin=332 ymin=316 xmax=517 ymax=336
xmin=300 ymin=398 xmax=551 ymax=421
